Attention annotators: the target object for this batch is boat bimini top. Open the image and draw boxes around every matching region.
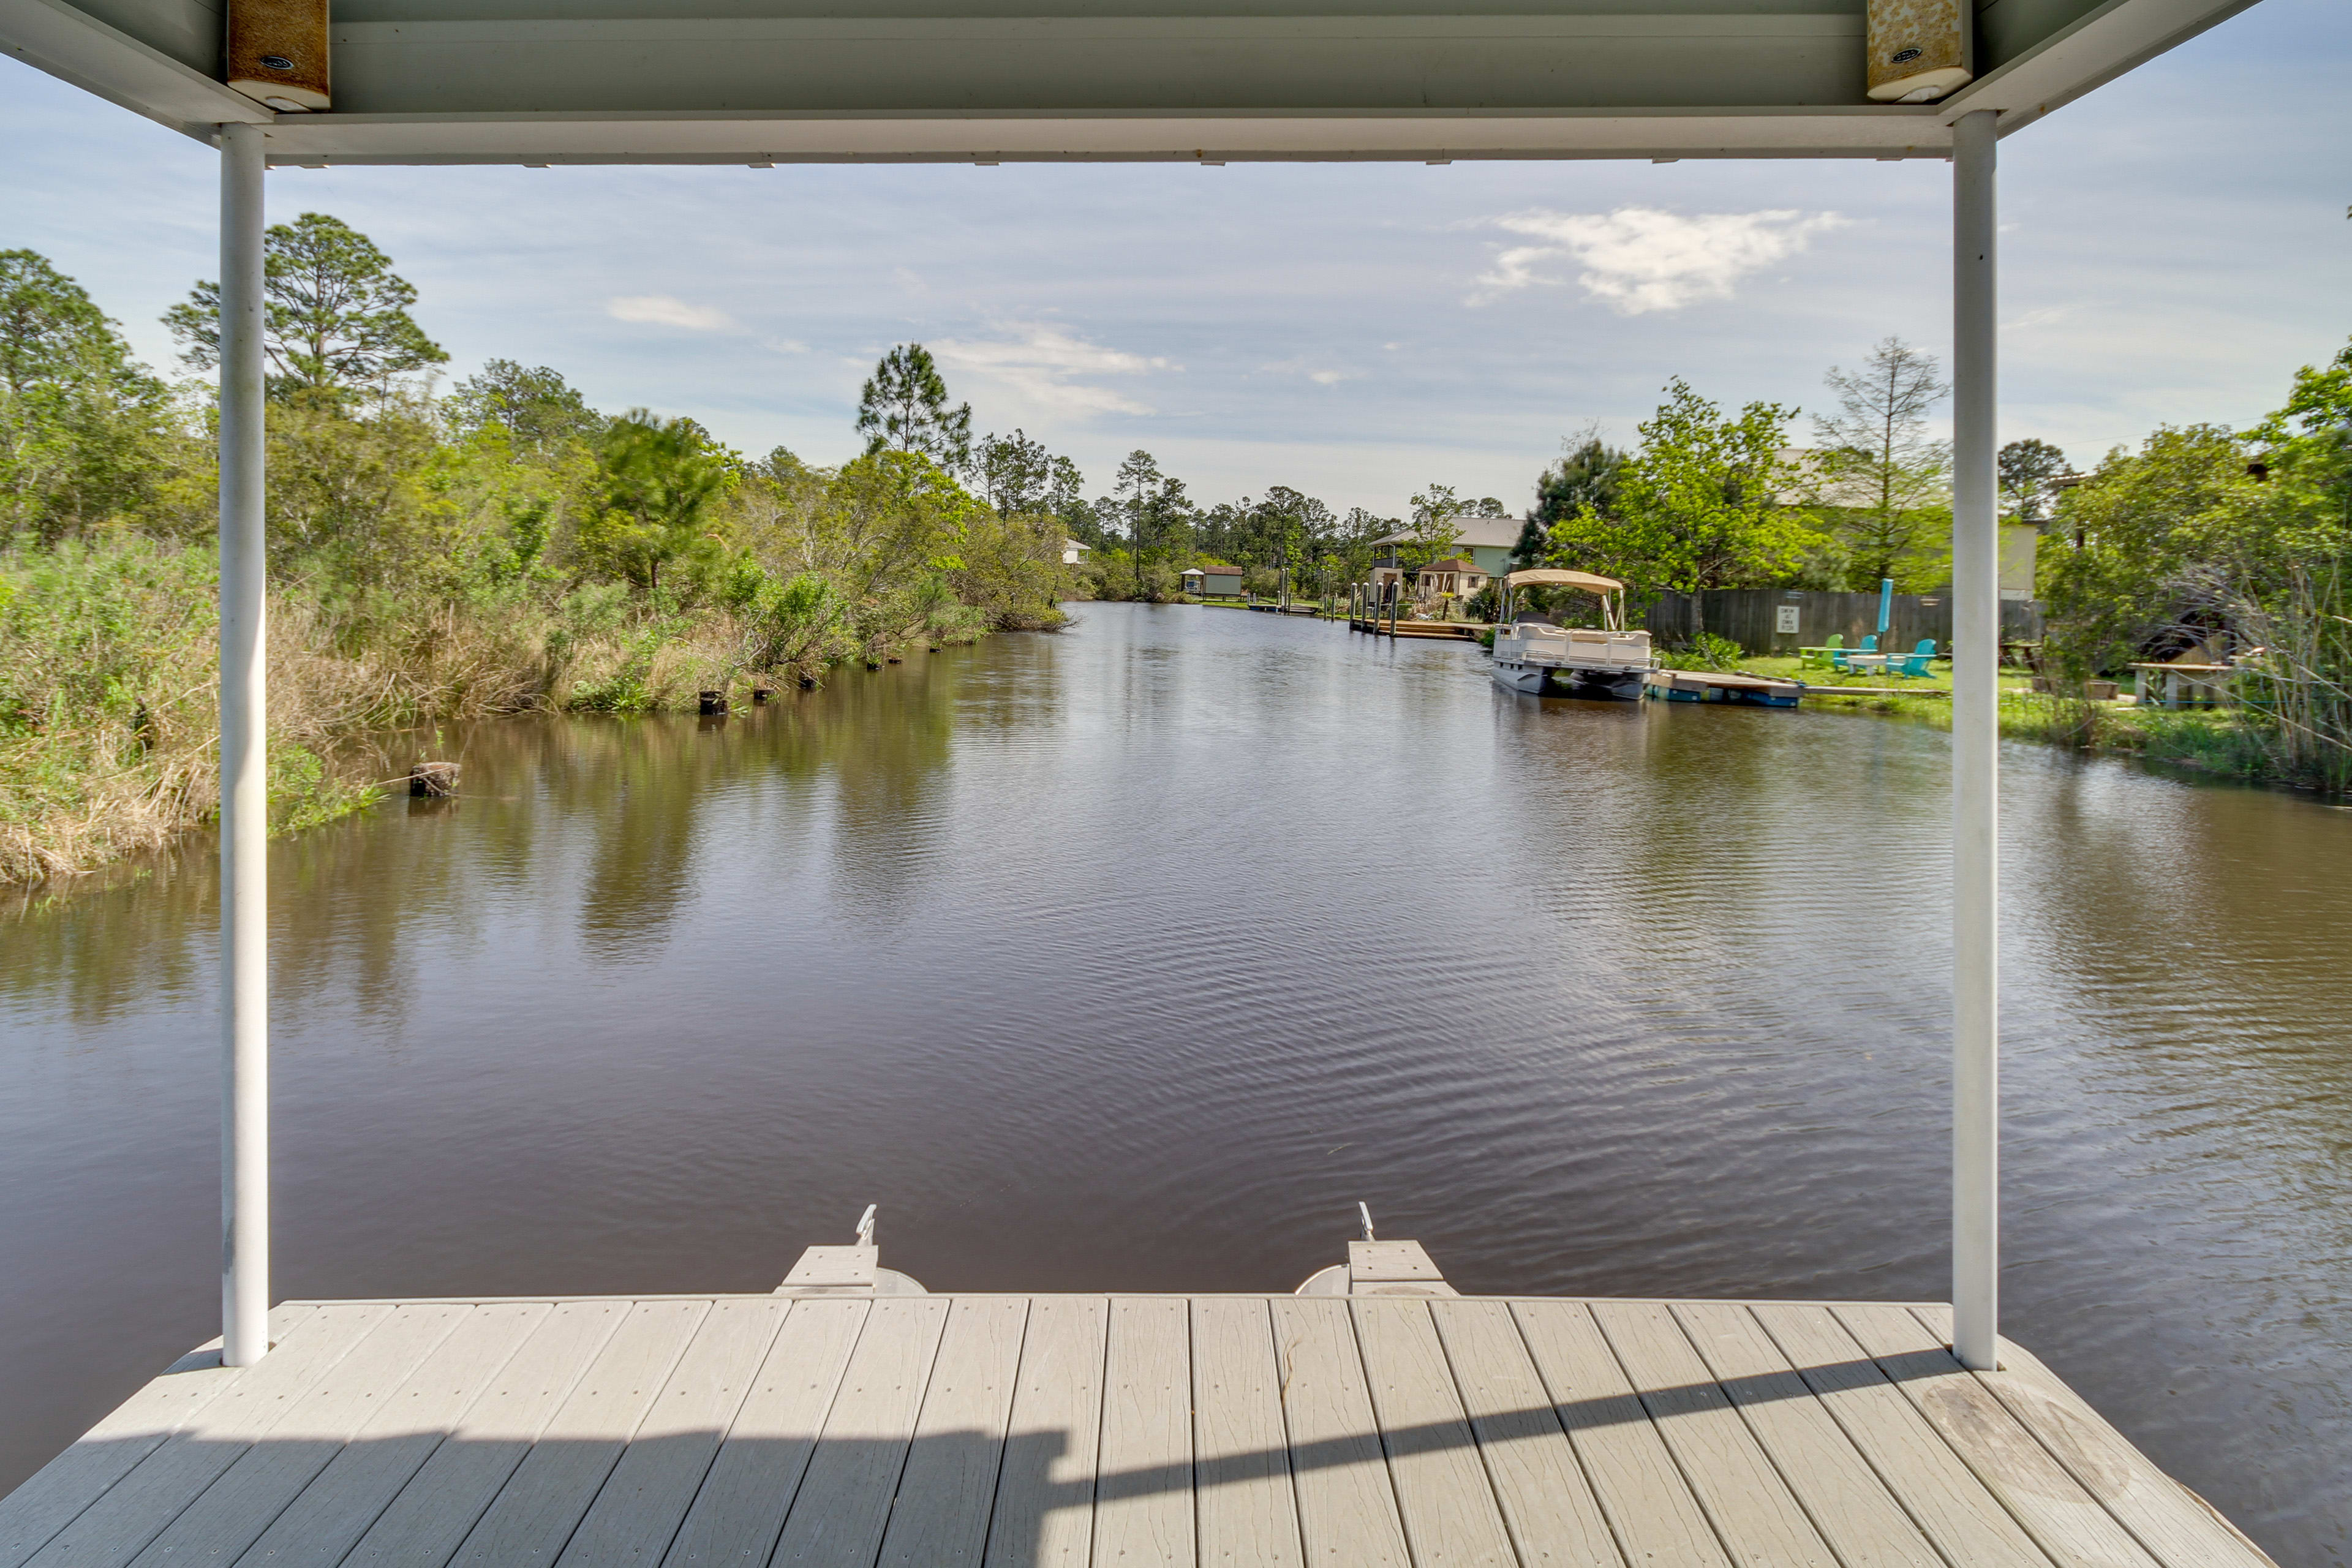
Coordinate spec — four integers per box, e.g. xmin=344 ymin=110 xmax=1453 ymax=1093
xmin=1504 ymin=569 xmax=1623 ymax=594
xmin=1501 ymin=568 xmax=1629 ymax=633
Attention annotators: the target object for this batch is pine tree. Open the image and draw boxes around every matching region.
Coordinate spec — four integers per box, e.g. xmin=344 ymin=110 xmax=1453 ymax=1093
xmin=856 ymin=344 xmax=973 ymax=474
xmin=165 ymin=212 xmax=447 ymax=404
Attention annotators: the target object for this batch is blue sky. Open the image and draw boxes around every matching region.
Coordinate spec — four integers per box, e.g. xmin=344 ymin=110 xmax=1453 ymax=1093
xmin=3 ymin=0 xmax=2346 ymax=518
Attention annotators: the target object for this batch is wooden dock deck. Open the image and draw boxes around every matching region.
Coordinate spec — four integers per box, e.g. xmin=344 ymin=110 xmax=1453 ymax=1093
xmin=0 ymin=1292 xmax=2274 ymax=1568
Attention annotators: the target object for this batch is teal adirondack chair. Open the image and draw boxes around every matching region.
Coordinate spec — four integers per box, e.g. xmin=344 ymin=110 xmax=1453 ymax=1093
xmin=1891 ymin=638 xmax=1939 ymax=680
xmin=1832 ymin=633 xmax=1877 ymax=671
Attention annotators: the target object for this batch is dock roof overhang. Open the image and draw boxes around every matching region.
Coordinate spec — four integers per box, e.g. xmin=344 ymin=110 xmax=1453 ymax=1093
xmin=1 ymin=0 xmax=2258 ymax=165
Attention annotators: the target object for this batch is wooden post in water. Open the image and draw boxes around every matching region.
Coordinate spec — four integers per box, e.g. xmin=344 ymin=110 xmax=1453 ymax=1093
xmin=699 ymin=689 xmax=728 ymax=715
xmin=408 ymin=761 xmax=459 ymax=797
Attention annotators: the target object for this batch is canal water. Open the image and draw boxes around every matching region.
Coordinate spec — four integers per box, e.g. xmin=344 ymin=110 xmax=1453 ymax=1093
xmin=2 ymin=601 xmax=2347 ymax=1564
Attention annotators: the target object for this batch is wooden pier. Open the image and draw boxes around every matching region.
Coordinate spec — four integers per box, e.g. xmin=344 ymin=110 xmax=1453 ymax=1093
xmin=0 ymin=1290 xmax=2273 ymax=1568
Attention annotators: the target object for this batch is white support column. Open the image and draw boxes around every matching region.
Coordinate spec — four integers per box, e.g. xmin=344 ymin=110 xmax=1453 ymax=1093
xmin=1950 ymin=107 xmax=2000 ymax=1373
xmin=218 ymin=121 xmax=270 ymax=1368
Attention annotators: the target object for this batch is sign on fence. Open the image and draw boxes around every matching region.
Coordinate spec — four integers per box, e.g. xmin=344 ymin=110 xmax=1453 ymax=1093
xmin=1776 ymin=605 xmax=1802 ymax=635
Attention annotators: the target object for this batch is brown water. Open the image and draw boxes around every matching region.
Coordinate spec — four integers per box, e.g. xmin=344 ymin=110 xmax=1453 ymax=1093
xmin=2 ymin=601 xmax=2348 ymax=1564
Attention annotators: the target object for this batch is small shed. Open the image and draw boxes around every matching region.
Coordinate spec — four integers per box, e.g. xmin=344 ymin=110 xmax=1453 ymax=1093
xmin=1182 ymin=565 xmax=1245 ymax=598
xmin=1414 ymin=555 xmax=1489 ymax=600
xmin=1061 ymin=538 xmax=1091 ymax=565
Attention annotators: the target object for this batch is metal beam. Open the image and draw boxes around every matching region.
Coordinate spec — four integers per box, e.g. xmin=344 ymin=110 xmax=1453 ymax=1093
xmin=1948 ymin=107 xmax=1999 ymax=1375
xmin=256 ymin=106 xmax=1953 ymax=165
xmin=1943 ymin=0 xmax=2261 ymax=134
xmin=0 ymin=0 xmax=267 ymax=135
xmin=218 ymin=119 xmax=270 ymax=1370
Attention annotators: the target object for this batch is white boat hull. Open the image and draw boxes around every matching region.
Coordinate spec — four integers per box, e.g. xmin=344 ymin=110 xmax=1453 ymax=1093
xmin=1490 ymin=659 xmax=1647 ymax=701
xmin=1490 ymin=659 xmax=1550 ymax=694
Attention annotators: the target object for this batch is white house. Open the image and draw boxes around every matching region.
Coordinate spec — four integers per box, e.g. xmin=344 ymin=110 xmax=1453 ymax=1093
xmin=1061 ymin=538 xmax=1091 ymax=566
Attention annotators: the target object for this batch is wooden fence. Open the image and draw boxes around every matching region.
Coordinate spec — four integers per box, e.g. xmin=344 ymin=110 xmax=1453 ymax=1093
xmin=1643 ymin=589 xmax=2044 ymax=654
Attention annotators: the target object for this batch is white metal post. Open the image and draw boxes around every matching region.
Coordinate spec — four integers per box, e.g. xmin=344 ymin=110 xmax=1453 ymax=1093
xmin=218 ymin=121 xmax=271 ymax=1368
xmin=1950 ymin=108 xmax=2000 ymax=1373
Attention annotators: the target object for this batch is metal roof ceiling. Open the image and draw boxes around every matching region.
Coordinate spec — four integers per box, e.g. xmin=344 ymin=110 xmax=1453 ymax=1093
xmin=0 ymin=0 xmax=2257 ymax=164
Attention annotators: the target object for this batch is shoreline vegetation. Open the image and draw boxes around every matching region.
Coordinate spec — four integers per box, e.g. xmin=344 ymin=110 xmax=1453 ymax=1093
xmin=1730 ymin=655 xmax=2288 ymax=785
xmin=3 ymin=232 xmax=1094 ymax=884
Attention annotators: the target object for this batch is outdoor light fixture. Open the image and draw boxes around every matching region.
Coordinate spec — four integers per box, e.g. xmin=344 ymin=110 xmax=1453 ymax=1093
xmin=1864 ymin=0 xmax=1972 ymax=102
xmin=225 ymin=0 xmax=330 ymax=111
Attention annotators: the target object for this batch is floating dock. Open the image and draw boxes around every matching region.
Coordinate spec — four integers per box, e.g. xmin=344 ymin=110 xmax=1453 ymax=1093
xmin=1645 ymin=669 xmax=1805 ymax=707
xmin=0 ymin=1288 xmax=2273 ymax=1568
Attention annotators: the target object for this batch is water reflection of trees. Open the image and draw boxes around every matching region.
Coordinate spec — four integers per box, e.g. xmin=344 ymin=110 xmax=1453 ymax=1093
xmin=565 ymin=717 xmax=726 ymax=962
xmin=1 ymin=842 xmax=214 ymax=1025
xmin=792 ymin=655 xmax=963 ymax=922
xmin=1 ymin=646 xmax=993 ymax=1019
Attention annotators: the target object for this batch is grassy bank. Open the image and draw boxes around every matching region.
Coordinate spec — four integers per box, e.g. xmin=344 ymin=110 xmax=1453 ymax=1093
xmin=0 ymin=533 xmax=1023 ymax=884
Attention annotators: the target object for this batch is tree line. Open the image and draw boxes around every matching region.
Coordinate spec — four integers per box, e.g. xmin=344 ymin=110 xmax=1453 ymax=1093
xmin=1511 ymin=337 xmax=2075 ymax=614
xmin=1513 ymin=333 xmax=2350 ymax=787
xmin=0 ymin=218 xmax=1076 ymax=880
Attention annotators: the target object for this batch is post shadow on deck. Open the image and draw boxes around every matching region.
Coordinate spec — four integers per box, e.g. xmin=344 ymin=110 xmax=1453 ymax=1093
xmin=2 ymin=1349 xmax=1969 ymax=1568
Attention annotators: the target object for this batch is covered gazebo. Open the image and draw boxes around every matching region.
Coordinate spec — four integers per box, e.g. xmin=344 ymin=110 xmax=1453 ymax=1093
xmin=0 ymin=6 xmax=2284 ymax=1564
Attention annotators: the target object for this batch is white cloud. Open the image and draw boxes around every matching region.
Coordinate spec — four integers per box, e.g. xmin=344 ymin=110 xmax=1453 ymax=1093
xmin=2003 ymin=306 xmax=2073 ymax=331
xmin=1471 ymin=206 xmax=1850 ymax=314
xmin=1261 ymin=356 xmax=1358 ymax=386
xmin=607 ymin=295 xmax=732 ymax=330
xmin=766 ymin=336 xmax=812 ymax=354
xmin=932 ymin=323 xmax=1172 ymax=418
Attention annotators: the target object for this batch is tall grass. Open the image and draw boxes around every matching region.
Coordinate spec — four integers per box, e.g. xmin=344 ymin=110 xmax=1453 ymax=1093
xmin=0 ymin=537 xmax=993 ymax=883
xmin=2226 ymin=559 xmax=2352 ymax=791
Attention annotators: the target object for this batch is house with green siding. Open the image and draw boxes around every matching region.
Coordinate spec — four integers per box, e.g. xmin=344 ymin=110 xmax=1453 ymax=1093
xmin=1367 ymin=516 xmax=1521 ymax=592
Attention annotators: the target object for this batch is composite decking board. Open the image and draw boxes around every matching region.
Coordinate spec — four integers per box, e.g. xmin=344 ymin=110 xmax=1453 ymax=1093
xmin=3 ymin=1295 xmax=2267 ymax=1568
xmin=1594 ymin=1300 xmax=1839 ymax=1568
xmin=1511 ymin=1300 xmax=1733 ymax=1568
xmin=230 ymin=1303 xmax=553 ymax=1568
xmin=769 ymin=1295 xmax=951 ymax=1568
xmin=1265 ymin=1298 xmax=1410 ymax=1568
xmin=447 ymin=1298 xmax=712 ymax=1565
xmin=1747 ymin=1303 xmax=2056 ymax=1568
xmin=0 ymin=1305 xmax=318 ymax=1568
xmin=554 ymin=1298 xmax=790 ymax=1568
xmin=875 ymin=1297 xmax=1031 ymax=1567
xmin=22 ymin=1304 xmax=392 ymax=1568
xmin=1427 ymin=1299 xmax=1626 ymax=1568
xmin=341 ymin=1300 xmax=631 ymax=1566
xmin=1090 ymin=1298 xmax=1193 ymax=1568
xmin=123 ymin=1303 xmax=472 ymax=1568
xmin=1905 ymin=1309 xmax=2278 ymax=1568
xmin=1668 ymin=1303 xmax=1946 ymax=1568
xmin=659 ymin=1298 xmax=870 ymax=1568
xmin=984 ymin=1296 xmax=1107 ymax=1568
xmin=1350 ymin=1297 xmax=1518 ymax=1567
xmin=1189 ymin=1297 xmax=1305 ymax=1568
xmin=1831 ymin=1305 xmax=2163 ymax=1568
